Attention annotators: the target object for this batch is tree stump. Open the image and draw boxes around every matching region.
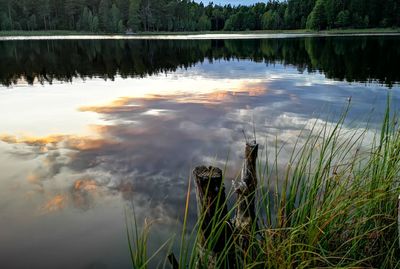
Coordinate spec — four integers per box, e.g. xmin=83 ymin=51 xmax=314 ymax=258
xmin=233 ymin=140 xmax=259 ymax=250
xmin=193 ymin=166 xmax=233 ymax=268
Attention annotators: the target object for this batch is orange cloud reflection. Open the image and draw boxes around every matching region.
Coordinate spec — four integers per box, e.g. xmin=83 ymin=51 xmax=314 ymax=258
xmin=79 ymin=97 xmax=143 ymax=113
xmin=66 ymin=137 xmax=115 ymax=151
xmin=78 ymin=82 xmax=268 ymax=113
xmin=0 ymin=134 xmax=65 ymax=145
xmin=0 ymin=134 xmax=116 ymax=151
xmin=41 ymin=194 xmax=66 ymax=213
xmin=27 ymin=173 xmax=40 ymax=184
xmin=74 ymin=179 xmax=97 ymax=192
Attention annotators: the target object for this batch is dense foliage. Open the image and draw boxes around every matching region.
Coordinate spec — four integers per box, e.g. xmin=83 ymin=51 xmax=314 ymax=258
xmin=0 ymin=0 xmax=399 ymax=33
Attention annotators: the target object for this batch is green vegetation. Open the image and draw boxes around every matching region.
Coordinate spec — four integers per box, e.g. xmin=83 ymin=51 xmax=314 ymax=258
xmin=0 ymin=0 xmax=399 ymax=33
xmin=127 ymin=100 xmax=400 ymax=268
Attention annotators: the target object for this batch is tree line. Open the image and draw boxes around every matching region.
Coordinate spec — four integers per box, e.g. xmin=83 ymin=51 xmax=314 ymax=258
xmin=0 ymin=0 xmax=399 ymax=32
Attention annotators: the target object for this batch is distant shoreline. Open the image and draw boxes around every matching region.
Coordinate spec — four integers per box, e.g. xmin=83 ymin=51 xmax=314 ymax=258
xmin=0 ymin=28 xmax=399 ymax=40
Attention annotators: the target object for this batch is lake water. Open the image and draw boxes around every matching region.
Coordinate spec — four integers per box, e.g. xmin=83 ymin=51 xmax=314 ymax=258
xmin=0 ymin=36 xmax=399 ymax=269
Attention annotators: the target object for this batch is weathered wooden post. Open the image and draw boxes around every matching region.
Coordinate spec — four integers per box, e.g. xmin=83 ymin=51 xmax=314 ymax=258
xmin=193 ymin=166 xmax=233 ymax=268
xmin=233 ymin=140 xmax=259 ymax=250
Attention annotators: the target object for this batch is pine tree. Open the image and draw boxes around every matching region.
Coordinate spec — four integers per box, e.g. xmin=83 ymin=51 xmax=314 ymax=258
xmin=128 ymin=0 xmax=141 ymax=31
xmin=99 ymin=0 xmax=111 ymax=31
xmin=306 ymin=0 xmax=327 ymax=30
xmin=111 ymin=3 xmax=122 ymax=32
xmin=197 ymin=14 xmax=210 ymax=31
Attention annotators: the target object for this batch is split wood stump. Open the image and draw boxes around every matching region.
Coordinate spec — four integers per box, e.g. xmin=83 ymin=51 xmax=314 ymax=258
xmin=192 ymin=141 xmax=259 ymax=268
xmin=233 ymin=140 xmax=259 ymax=251
xmin=193 ymin=165 xmax=233 ymax=268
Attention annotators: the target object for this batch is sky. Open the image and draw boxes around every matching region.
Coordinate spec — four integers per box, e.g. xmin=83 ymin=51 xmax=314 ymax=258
xmin=194 ymin=0 xmax=263 ymax=6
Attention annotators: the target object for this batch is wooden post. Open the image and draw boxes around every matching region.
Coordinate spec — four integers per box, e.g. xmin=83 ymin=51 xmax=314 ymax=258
xmin=233 ymin=140 xmax=259 ymax=249
xmin=193 ymin=166 xmax=233 ymax=268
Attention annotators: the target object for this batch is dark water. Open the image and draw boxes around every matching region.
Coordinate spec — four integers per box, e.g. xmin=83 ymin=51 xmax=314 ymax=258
xmin=0 ymin=36 xmax=399 ymax=269
xmin=1 ymin=36 xmax=400 ymax=87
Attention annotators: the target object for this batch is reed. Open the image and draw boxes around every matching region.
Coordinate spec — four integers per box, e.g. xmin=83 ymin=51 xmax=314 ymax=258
xmin=127 ymin=98 xmax=400 ymax=268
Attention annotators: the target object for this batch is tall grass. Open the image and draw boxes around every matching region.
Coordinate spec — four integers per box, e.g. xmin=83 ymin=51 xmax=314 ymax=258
xmin=127 ymin=100 xmax=400 ymax=268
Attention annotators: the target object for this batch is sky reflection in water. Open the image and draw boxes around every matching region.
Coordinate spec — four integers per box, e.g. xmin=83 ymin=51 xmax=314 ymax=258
xmin=0 ymin=44 xmax=399 ymax=269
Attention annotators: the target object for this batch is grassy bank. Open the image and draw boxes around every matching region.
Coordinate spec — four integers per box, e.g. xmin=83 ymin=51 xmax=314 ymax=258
xmin=126 ymin=100 xmax=400 ymax=268
xmin=0 ymin=28 xmax=399 ymax=37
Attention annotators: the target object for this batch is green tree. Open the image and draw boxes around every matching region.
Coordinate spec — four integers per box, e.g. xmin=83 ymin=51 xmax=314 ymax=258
xmin=91 ymin=15 xmax=99 ymax=32
xmin=0 ymin=0 xmax=399 ymax=34
xmin=117 ymin=0 xmax=130 ymax=23
xmin=212 ymin=8 xmax=224 ymax=30
xmin=262 ymin=10 xmax=283 ymax=30
xmin=80 ymin=7 xmax=91 ymax=31
xmin=306 ymin=0 xmax=327 ymax=30
xmin=117 ymin=19 xmax=124 ymax=32
xmin=286 ymin=0 xmax=316 ymax=29
xmin=140 ymin=0 xmax=154 ymax=31
xmin=28 ymin=14 xmax=38 ymax=30
xmin=336 ymin=10 xmax=350 ymax=28
xmin=223 ymin=15 xmax=234 ymax=31
xmin=111 ymin=3 xmax=122 ymax=32
xmin=0 ymin=12 xmax=12 ymax=30
xmin=324 ymin=0 xmax=344 ymax=28
xmin=197 ymin=14 xmax=211 ymax=31
xmin=243 ymin=10 xmax=256 ymax=30
xmin=128 ymin=0 xmax=141 ymax=31
xmin=99 ymin=0 xmax=111 ymax=31
xmin=37 ymin=0 xmax=51 ymax=30
xmin=64 ymin=0 xmax=84 ymax=29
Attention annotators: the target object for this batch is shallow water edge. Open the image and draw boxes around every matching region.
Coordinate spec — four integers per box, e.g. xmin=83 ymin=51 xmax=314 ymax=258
xmin=1 ymin=32 xmax=400 ymax=41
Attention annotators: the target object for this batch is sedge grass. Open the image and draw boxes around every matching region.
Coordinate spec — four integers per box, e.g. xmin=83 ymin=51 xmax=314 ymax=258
xmin=126 ymin=99 xmax=400 ymax=268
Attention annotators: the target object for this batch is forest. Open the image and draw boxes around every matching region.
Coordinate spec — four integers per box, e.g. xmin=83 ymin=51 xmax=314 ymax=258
xmin=0 ymin=0 xmax=399 ymax=32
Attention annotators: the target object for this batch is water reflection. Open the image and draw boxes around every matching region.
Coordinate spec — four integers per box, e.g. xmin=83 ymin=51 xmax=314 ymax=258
xmin=1 ymin=36 xmax=400 ymax=87
xmin=0 ymin=38 xmax=399 ymax=269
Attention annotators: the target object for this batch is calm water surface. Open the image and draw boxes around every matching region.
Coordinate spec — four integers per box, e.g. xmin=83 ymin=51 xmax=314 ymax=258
xmin=0 ymin=36 xmax=399 ymax=269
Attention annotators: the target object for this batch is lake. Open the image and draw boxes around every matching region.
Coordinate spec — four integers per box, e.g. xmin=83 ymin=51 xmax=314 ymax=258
xmin=0 ymin=35 xmax=399 ymax=269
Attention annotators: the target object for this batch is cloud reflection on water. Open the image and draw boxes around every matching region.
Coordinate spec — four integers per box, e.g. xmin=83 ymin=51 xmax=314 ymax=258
xmin=1 ymin=69 xmax=398 ymax=216
xmin=1 ymin=83 xmax=273 ymax=216
xmin=0 ymin=61 xmax=399 ymax=269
